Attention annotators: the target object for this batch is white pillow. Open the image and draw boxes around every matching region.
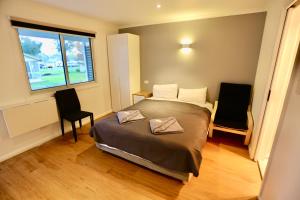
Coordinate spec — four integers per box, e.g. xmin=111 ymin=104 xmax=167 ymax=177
xmin=153 ymin=84 xmax=178 ymax=99
xmin=178 ymin=88 xmax=207 ymax=104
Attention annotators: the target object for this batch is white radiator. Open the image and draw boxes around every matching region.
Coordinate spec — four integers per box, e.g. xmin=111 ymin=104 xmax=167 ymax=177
xmin=1 ymin=98 xmax=59 ymax=138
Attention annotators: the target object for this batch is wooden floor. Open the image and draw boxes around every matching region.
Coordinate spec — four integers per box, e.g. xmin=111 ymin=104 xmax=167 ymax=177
xmin=0 ymin=122 xmax=261 ymax=200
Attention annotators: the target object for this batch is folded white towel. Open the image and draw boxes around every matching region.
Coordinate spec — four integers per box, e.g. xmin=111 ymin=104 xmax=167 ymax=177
xmin=117 ymin=110 xmax=145 ymax=124
xmin=150 ymin=117 xmax=184 ymax=134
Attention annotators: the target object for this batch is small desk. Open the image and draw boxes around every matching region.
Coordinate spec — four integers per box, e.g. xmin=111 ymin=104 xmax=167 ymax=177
xmin=132 ymin=91 xmax=152 ymax=104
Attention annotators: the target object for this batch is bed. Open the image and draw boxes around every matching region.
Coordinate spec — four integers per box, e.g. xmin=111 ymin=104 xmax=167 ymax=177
xmin=90 ymin=98 xmax=211 ymax=182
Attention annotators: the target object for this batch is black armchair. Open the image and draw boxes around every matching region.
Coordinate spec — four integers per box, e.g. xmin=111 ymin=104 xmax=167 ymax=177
xmin=54 ymin=88 xmax=94 ymax=142
xmin=209 ymin=83 xmax=253 ymax=145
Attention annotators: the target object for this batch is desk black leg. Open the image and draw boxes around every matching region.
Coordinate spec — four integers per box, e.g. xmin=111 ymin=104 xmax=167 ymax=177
xmin=71 ymin=122 xmax=77 ymax=142
xmin=60 ymin=119 xmax=64 ymax=136
xmin=79 ymin=119 xmax=82 ymax=128
xmin=90 ymin=114 xmax=94 ymax=127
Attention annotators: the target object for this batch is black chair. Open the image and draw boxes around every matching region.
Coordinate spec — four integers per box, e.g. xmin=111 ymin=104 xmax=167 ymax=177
xmin=209 ymin=82 xmax=253 ymax=145
xmin=54 ymin=88 xmax=94 ymax=142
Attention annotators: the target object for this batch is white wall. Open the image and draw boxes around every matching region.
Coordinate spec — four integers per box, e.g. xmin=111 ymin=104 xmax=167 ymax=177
xmin=249 ymin=0 xmax=293 ymax=158
xmin=0 ymin=0 xmax=117 ymax=161
xmin=260 ymin=50 xmax=300 ymax=200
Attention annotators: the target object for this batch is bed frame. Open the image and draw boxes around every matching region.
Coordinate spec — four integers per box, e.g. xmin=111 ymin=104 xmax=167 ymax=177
xmin=96 ymin=143 xmax=192 ymax=183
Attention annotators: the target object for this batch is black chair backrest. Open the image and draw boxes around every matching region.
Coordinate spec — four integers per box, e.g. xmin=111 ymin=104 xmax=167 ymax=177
xmin=54 ymin=88 xmax=81 ymax=116
xmin=217 ymin=82 xmax=251 ymax=119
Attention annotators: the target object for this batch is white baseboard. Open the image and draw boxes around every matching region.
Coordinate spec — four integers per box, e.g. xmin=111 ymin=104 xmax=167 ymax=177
xmin=0 ymin=131 xmax=61 ymax=163
xmin=0 ymin=110 xmax=112 ymax=163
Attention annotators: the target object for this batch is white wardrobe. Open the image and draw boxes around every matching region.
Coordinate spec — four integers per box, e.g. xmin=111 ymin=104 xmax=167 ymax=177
xmin=107 ymin=33 xmax=141 ymax=112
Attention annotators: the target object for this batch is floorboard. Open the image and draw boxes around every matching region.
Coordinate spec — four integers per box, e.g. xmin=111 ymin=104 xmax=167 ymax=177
xmin=0 ymin=121 xmax=261 ymax=200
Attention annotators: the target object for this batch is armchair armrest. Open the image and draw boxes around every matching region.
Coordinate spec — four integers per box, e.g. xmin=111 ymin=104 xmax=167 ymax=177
xmin=211 ymin=101 xmax=218 ymax=123
xmin=244 ymin=107 xmax=254 ymax=145
xmin=247 ymin=109 xmax=253 ymax=132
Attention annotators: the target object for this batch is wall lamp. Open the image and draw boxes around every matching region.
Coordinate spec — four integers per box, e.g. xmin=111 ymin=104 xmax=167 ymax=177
xmin=180 ymin=37 xmax=192 ymax=54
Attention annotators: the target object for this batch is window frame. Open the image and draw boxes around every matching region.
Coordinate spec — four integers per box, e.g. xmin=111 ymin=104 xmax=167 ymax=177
xmin=16 ymin=28 xmax=96 ymax=92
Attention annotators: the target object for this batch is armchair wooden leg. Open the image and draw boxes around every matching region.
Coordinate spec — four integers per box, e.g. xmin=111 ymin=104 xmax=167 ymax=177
xmin=79 ymin=119 xmax=82 ymax=128
xmin=60 ymin=119 xmax=64 ymax=136
xmin=208 ymin=123 xmax=214 ymax=138
xmin=244 ymin=130 xmax=251 ymax=145
xmin=71 ymin=122 xmax=77 ymax=142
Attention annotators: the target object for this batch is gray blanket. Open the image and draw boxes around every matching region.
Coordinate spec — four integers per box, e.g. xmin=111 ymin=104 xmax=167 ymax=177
xmin=90 ymin=99 xmax=211 ymax=177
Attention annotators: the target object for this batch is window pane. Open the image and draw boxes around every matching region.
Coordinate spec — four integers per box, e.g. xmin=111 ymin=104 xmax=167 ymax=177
xmin=18 ymin=28 xmax=66 ymax=90
xmin=63 ymin=35 xmax=94 ymax=84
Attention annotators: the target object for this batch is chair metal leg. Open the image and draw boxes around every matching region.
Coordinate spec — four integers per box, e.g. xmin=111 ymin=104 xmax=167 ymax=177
xmin=79 ymin=119 xmax=82 ymax=128
xmin=90 ymin=114 xmax=94 ymax=127
xmin=60 ymin=119 xmax=64 ymax=136
xmin=71 ymin=122 xmax=77 ymax=142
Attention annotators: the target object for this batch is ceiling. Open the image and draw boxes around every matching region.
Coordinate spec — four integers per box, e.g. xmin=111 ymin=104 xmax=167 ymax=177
xmin=33 ymin=0 xmax=269 ymax=28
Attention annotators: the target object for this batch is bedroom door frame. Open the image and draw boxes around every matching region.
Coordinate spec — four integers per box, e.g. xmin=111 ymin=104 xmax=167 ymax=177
xmin=254 ymin=0 xmax=300 ymax=177
xmin=259 ymin=2 xmax=300 ymax=197
xmin=250 ymin=0 xmax=299 ymax=160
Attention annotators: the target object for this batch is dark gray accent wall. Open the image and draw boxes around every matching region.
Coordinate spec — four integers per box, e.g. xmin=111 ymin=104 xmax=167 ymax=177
xmin=120 ymin=12 xmax=266 ymax=102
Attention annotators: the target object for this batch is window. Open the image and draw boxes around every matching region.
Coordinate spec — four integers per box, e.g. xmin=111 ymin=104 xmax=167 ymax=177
xmin=17 ymin=28 xmax=95 ymax=91
xmin=63 ymin=35 xmax=94 ymax=84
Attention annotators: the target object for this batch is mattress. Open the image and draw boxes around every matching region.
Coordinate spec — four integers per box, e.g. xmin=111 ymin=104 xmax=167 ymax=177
xmin=96 ymin=142 xmax=192 ymax=181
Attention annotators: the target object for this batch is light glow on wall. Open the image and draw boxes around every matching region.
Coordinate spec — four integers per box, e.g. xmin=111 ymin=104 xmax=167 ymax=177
xmin=180 ymin=37 xmax=193 ymax=45
xmin=181 ymin=46 xmax=192 ymax=54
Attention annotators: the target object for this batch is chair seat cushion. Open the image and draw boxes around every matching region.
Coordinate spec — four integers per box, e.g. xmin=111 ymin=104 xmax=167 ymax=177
xmin=214 ymin=113 xmax=248 ymax=130
xmin=63 ymin=111 xmax=92 ymax=122
xmin=214 ymin=82 xmax=251 ymax=131
xmin=218 ymin=100 xmax=248 ymax=118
